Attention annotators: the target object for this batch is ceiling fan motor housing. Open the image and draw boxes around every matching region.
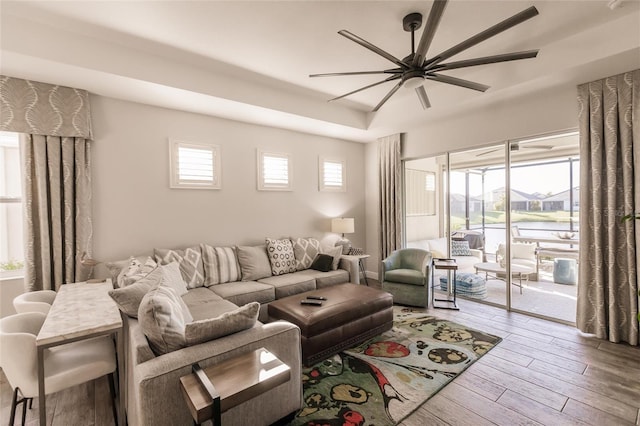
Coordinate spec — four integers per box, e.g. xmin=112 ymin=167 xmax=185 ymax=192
xmin=403 ymin=13 xmax=423 ymax=32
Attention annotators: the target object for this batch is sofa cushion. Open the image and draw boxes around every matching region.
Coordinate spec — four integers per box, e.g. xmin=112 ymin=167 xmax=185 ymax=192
xmin=154 ymin=246 xmax=205 ymax=289
xmin=295 ymin=269 xmax=350 ymax=289
xmin=292 ymin=237 xmax=321 ymax=271
xmin=185 ymin=302 xmax=259 ymax=346
xmin=109 ymin=266 xmax=163 ymax=318
xmin=258 ymin=273 xmax=316 ymax=299
xmin=201 ymin=244 xmax=241 ymax=286
xmin=266 ymin=238 xmax=297 ymax=275
xmin=181 ymin=287 xmax=231 ymax=321
xmin=237 ymin=245 xmax=272 ymax=281
xmin=138 ymin=284 xmax=194 ymax=355
xmin=384 ymin=269 xmax=425 ymax=286
xmin=160 ymin=262 xmax=189 ymax=296
xmin=426 ymin=237 xmax=447 ymax=258
xmin=210 ymin=281 xmax=276 ymax=306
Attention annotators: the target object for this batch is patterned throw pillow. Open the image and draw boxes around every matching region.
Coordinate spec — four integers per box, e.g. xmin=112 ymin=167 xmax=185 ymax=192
xmin=201 ymin=244 xmax=241 ymax=286
xmin=292 ymin=237 xmax=321 ymax=271
xmin=451 ymin=240 xmax=473 ymax=256
xmin=117 ymin=256 xmax=157 ymax=287
xmin=265 ymin=238 xmax=297 ymax=275
xmin=154 ymin=246 xmax=205 ymax=289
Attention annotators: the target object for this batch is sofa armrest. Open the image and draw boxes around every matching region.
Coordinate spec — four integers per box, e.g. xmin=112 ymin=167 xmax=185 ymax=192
xmin=129 ymin=321 xmax=302 ymax=426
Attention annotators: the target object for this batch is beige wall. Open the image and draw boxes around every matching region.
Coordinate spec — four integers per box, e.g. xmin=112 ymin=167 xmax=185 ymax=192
xmin=90 ymin=96 xmax=366 ymax=266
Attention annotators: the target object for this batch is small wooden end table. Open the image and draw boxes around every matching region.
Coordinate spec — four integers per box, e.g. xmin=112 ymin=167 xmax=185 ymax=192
xmin=180 ymin=347 xmax=290 ymax=425
xmin=431 ymin=258 xmax=459 ymax=310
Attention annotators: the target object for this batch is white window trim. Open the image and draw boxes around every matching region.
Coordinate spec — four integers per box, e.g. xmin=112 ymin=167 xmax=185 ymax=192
xmin=257 ymin=150 xmax=292 ymax=191
xmin=319 ymin=157 xmax=346 ymax=192
xmin=169 ymin=139 xmax=221 ymax=190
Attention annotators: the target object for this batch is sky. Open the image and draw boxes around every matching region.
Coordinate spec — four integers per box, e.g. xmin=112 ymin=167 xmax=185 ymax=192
xmin=451 ymin=160 xmax=580 ymax=197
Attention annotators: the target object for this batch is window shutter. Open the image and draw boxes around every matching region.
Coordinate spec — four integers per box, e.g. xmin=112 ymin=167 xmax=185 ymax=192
xmin=319 ymin=158 xmax=346 ymax=192
xmin=258 ymin=151 xmax=292 ymax=190
xmin=169 ymin=140 xmax=221 ymax=189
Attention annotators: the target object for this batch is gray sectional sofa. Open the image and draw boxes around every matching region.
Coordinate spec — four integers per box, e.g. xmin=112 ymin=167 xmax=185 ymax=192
xmin=107 ymin=240 xmax=352 ymax=426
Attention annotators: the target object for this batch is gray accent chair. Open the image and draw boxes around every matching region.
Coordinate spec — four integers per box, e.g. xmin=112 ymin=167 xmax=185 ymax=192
xmin=381 ymin=248 xmax=432 ymax=307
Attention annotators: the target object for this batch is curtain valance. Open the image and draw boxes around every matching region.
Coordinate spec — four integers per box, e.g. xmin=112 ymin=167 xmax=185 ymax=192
xmin=0 ymin=75 xmax=93 ymax=139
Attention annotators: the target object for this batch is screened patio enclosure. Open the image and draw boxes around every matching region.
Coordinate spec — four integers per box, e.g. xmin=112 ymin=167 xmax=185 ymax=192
xmin=404 ymin=131 xmax=580 ymax=324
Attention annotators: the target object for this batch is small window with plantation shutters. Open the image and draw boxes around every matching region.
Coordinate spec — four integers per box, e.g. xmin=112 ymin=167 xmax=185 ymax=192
xmin=169 ymin=139 xmax=221 ymax=189
xmin=257 ymin=150 xmax=292 ymax=191
xmin=319 ymin=157 xmax=346 ymax=192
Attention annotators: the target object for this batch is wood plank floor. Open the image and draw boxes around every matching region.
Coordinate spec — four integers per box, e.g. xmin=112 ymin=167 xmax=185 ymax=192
xmin=1 ymin=286 xmax=638 ymax=425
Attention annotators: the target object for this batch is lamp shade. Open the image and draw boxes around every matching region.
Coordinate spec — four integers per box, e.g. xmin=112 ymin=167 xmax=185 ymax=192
xmin=331 ymin=218 xmax=354 ymax=234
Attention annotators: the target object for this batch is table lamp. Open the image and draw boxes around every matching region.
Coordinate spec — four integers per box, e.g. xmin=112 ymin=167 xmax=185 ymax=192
xmin=331 ymin=217 xmax=354 ymax=254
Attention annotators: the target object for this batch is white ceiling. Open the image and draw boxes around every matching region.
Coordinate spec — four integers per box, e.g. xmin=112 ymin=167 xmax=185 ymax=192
xmin=1 ymin=1 xmax=639 ymax=142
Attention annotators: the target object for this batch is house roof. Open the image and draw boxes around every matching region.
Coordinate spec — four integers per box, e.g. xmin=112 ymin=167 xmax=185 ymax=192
xmin=1 ymin=1 xmax=638 ymax=142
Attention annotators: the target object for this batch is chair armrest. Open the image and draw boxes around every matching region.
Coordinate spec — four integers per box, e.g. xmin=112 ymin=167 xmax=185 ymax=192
xmin=470 ymin=249 xmax=483 ymax=261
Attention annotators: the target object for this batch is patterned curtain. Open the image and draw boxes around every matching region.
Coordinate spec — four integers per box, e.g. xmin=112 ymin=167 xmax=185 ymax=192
xmin=0 ymin=76 xmax=93 ymax=290
xmin=576 ymin=69 xmax=639 ymax=346
xmin=378 ymin=134 xmax=403 ymax=266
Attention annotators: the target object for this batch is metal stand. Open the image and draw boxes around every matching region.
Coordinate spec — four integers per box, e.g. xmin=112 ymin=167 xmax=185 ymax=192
xmin=431 ymin=258 xmax=459 ymax=310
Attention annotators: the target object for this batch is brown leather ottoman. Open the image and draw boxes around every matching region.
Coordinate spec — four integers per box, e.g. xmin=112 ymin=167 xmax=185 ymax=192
xmin=268 ymin=283 xmax=393 ymax=366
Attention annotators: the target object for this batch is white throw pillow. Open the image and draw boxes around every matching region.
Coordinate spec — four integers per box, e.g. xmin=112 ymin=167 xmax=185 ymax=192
xmin=161 ymin=262 xmax=189 ymax=296
xmin=322 ymin=246 xmax=343 ymax=271
xmin=512 ymin=243 xmax=536 ymax=259
xmin=138 ymin=284 xmax=193 ymax=355
xmin=116 ymin=256 xmax=157 ymax=288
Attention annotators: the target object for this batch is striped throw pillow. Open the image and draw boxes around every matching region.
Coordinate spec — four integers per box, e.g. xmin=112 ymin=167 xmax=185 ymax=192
xmin=201 ymin=244 xmax=241 ymax=286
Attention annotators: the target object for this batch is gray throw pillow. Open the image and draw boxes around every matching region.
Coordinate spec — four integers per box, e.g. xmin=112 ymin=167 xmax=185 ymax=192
xmin=201 ymin=244 xmax=241 ymax=285
xmin=160 ymin=262 xmax=189 ymax=296
xmin=108 ymin=267 xmax=163 ymax=318
xmin=292 ymin=237 xmax=321 ymax=271
xmin=236 ymin=245 xmax=272 ymax=281
xmin=185 ymin=302 xmax=259 ymax=346
xmin=138 ymin=284 xmax=194 ymax=355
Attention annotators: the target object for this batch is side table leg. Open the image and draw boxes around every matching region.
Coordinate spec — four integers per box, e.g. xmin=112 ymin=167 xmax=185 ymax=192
xmin=37 ymin=346 xmax=46 ymax=426
xmin=359 ymin=260 xmax=369 ymax=286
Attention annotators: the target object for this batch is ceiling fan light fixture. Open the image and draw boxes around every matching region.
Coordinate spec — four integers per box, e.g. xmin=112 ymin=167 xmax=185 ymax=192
xmin=403 ymin=75 xmax=425 ymax=89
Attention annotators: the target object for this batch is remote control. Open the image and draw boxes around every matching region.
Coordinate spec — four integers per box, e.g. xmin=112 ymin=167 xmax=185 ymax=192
xmin=300 ymin=299 xmax=323 ymax=306
xmin=306 ymin=296 xmax=327 ymax=300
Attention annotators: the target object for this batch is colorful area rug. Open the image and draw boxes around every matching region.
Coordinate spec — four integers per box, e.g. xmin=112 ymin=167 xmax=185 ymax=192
xmin=290 ymin=307 xmax=501 ymax=426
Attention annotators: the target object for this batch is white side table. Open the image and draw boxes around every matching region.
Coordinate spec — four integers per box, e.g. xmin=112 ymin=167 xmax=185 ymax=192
xmin=341 ymin=254 xmax=370 ymax=286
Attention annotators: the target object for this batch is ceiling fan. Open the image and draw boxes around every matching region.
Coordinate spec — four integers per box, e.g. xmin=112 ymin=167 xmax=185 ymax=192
xmin=310 ymin=0 xmax=540 ymax=112
xmin=476 ymin=143 xmax=554 ymax=157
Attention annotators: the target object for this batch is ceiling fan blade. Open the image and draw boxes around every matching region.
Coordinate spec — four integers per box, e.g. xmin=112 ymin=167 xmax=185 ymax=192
xmin=310 ymin=69 xmax=403 ymax=77
xmin=329 ymin=74 xmax=402 ymax=102
xmin=372 ymin=81 xmax=402 ymax=112
xmin=413 ymin=0 xmax=449 ymax=66
xmin=432 ymin=49 xmax=539 ymax=71
xmin=425 ymin=6 xmax=539 ymax=68
xmin=476 ymin=148 xmax=500 ymax=157
xmin=427 ymin=73 xmax=489 ymax=92
xmin=415 ymin=85 xmax=431 ymax=109
xmin=338 ymin=30 xmax=410 ymax=68
xmin=523 ymin=145 xmax=553 ymax=150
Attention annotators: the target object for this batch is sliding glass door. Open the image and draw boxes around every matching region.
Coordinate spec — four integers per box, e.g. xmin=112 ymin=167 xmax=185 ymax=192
xmin=403 ymin=131 xmax=580 ymax=324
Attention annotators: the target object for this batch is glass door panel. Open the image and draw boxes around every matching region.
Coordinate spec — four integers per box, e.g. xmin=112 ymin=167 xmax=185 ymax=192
xmin=508 ymin=132 xmax=579 ymax=323
xmin=449 ymin=145 xmax=506 ymax=308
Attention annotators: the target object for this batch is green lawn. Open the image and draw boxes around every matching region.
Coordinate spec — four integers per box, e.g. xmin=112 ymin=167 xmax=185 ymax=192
xmin=451 ymin=210 xmax=578 ymax=230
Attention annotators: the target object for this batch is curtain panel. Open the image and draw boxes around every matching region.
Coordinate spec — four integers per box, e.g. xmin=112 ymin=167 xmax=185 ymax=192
xmin=0 ymin=75 xmax=93 ymax=139
xmin=1 ymin=76 xmax=94 ymax=291
xmin=577 ymin=69 xmax=639 ymax=346
xmin=378 ymin=134 xmax=403 ymax=269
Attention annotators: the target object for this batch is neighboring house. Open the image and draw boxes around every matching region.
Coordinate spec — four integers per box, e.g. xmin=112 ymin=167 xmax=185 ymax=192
xmin=542 ymin=187 xmax=580 ymax=212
